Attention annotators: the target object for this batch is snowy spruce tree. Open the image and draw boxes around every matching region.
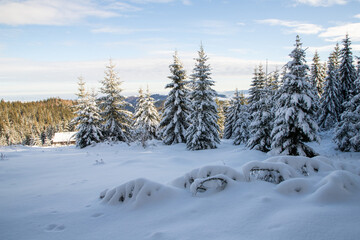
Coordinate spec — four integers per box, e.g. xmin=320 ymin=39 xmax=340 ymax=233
xmin=223 ymin=89 xmax=242 ymax=139
xmin=318 ymin=54 xmax=342 ymax=130
xmin=233 ymin=94 xmax=250 ymax=146
xmin=334 ymin=73 xmax=360 ymax=152
xmin=339 ymin=34 xmax=357 ymax=103
xmin=159 ymin=52 xmax=191 ymax=145
xmin=271 ymin=36 xmax=319 ymax=157
xmin=186 ymin=44 xmax=220 ymax=150
xmin=99 ymin=60 xmax=133 ymax=143
xmin=310 ymin=51 xmax=325 ymax=97
xmin=134 ymin=87 xmax=160 ymax=142
xmin=247 ymin=78 xmax=273 ymax=152
xmin=75 ymin=90 xmax=103 ymax=148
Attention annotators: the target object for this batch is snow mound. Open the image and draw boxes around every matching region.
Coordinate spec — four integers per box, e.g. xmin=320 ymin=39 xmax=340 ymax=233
xmin=171 ymin=165 xmax=244 ymax=190
xmin=100 ymin=178 xmax=175 ymax=207
xmin=276 ymin=178 xmax=314 ymax=195
xmin=242 ymin=161 xmax=300 ymax=184
xmin=309 ymin=170 xmax=360 ymax=203
xmin=332 ymin=162 xmax=360 ymax=176
xmin=264 ymin=155 xmax=334 ymax=176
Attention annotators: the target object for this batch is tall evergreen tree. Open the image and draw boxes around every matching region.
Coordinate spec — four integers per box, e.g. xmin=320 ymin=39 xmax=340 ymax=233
xmin=186 ymin=44 xmax=220 ymax=150
xmin=75 ymin=90 xmax=103 ymax=148
xmin=334 ymin=75 xmax=360 ymax=152
xmin=247 ymin=78 xmax=273 ymax=152
xmin=99 ymin=60 xmax=133 ymax=143
xmin=223 ymin=89 xmax=242 ymax=139
xmin=310 ymin=51 xmax=325 ymax=97
xmin=271 ymin=36 xmax=319 ymax=157
xmin=339 ymin=34 xmax=356 ymax=103
xmin=318 ymin=54 xmax=342 ymax=130
xmin=159 ymin=52 xmax=191 ymax=145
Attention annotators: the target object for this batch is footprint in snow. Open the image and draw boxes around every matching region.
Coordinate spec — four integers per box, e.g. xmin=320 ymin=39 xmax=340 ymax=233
xmin=91 ymin=212 xmax=104 ymax=218
xmin=45 ymin=224 xmax=65 ymax=232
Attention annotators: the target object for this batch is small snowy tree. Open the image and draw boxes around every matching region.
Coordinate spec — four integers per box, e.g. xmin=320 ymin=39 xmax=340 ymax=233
xmin=216 ymin=98 xmax=226 ymax=138
xmin=75 ymin=90 xmax=103 ymax=148
xmin=159 ymin=52 xmax=191 ymax=145
xmin=223 ymin=89 xmax=242 ymax=139
xmin=99 ymin=60 xmax=133 ymax=143
xmin=186 ymin=44 xmax=220 ymax=150
xmin=71 ymin=76 xmax=88 ymax=127
xmin=134 ymin=87 xmax=160 ymax=141
xmin=318 ymin=55 xmax=342 ymax=130
xmin=339 ymin=34 xmax=357 ymax=103
xmin=233 ymin=97 xmax=250 ymax=146
xmin=271 ymin=36 xmax=319 ymax=157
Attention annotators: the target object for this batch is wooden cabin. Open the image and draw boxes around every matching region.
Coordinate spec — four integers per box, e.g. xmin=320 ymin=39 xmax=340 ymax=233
xmin=51 ymin=132 xmax=77 ymax=145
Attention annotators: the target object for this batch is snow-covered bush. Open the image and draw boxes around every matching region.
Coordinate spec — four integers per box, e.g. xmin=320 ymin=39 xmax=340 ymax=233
xmin=100 ymin=178 xmax=175 ymax=207
xmin=171 ymin=165 xmax=244 ymax=190
xmin=242 ymin=161 xmax=300 ymax=184
xmin=264 ymin=155 xmax=334 ymax=176
xmin=189 ymin=174 xmax=230 ymax=195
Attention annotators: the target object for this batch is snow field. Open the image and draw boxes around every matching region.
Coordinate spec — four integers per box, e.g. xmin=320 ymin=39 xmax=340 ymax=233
xmin=1 ymin=138 xmax=360 ymax=240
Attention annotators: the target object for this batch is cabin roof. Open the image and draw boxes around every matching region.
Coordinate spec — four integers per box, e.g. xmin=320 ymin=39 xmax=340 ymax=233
xmin=52 ymin=132 xmax=77 ymax=143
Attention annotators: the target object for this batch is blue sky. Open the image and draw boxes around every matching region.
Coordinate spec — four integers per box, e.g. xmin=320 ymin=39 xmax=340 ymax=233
xmin=0 ymin=0 xmax=359 ymax=101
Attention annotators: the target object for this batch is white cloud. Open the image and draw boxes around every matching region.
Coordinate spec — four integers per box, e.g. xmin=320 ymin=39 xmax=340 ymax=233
xmin=0 ymin=55 xmax=284 ymax=100
xmin=91 ymin=26 xmax=161 ymax=34
xmin=308 ymin=44 xmax=360 ymax=55
xmin=319 ymin=22 xmax=360 ymax=41
xmin=0 ymin=0 xmax=118 ymax=26
xmin=294 ymin=0 xmax=348 ymax=7
xmin=354 ymin=13 xmax=360 ymax=19
xmin=257 ymin=19 xmax=323 ymax=35
xmin=197 ymin=20 xmax=239 ymax=35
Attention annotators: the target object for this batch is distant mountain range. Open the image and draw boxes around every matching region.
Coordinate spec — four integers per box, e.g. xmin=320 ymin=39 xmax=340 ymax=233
xmin=124 ymin=90 xmax=249 ymax=112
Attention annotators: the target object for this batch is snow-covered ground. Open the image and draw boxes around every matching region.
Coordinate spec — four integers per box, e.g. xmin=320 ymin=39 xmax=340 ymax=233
xmin=1 ymin=133 xmax=360 ymax=240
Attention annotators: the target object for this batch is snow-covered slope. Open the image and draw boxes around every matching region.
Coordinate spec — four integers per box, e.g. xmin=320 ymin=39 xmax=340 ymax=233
xmin=1 ymin=135 xmax=359 ymax=240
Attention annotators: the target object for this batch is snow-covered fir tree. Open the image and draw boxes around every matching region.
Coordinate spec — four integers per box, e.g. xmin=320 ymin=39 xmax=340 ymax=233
xmin=334 ymin=71 xmax=360 ymax=152
xmin=134 ymin=87 xmax=160 ymax=141
xmin=247 ymin=78 xmax=273 ymax=152
xmin=99 ymin=60 xmax=133 ymax=143
xmin=271 ymin=36 xmax=319 ymax=157
xmin=223 ymin=89 xmax=242 ymax=139
xmin=159 ymin=52 xmax=191 ymax=145
xmin=318 ymin=54 xmax=342 ymax=130
xmin=75 ymin=90 xmax=103 ymax=148
xmin=186 ymin=44 xmax=220 ymax=150
xmin=310 ymin=51 xmax=325 ymax=97
xmin=233 ymin=93 xmax=250 ymax=146
xmin=339 ymin=34 xmax=357 ymax=103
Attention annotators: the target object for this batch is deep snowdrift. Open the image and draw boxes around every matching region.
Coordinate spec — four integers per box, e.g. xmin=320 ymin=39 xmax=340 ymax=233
xmin=1 ymin=137 xmax=360 ymax=240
